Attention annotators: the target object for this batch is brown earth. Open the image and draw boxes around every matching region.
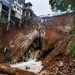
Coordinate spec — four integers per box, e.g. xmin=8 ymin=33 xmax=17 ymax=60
xmin=0 ymin=64 xmax=36 ymax=75
xmin=0 ymin=24 xmax=73 ymax=75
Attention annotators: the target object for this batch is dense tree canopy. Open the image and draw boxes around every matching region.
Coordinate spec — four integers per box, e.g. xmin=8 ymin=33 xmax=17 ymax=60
xmin=49 ymin=0 xmax=75 ymax=12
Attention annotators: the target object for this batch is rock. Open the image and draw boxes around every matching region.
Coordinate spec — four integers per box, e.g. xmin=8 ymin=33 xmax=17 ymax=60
xmin=38 ymin=70 xmax=50 ymax=75
xmin=39 ymin=65 xmax=59 ymax=75
xmin=55 ymin=61 xmax=64 ymax=67
xmin=47 ymin=65 xmax=59 ymax=75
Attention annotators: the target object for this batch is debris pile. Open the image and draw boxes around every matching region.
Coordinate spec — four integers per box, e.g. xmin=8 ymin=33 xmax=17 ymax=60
xmin=0 ymin=25 xmax=73 ymax=75
xmin=9 ymin=30 xmax=39 ymax=61
xmin=0 ymin=64 xmax=36 ymax=75
xmin=10 ymin=59 xmax=43 ymax=74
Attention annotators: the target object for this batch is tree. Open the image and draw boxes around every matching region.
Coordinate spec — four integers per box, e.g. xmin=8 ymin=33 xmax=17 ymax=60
xmin=0 ymin=16 xmax=5 ymax=24
xmin=49 ymin=0 xmax=75 ymax=12
xmin=24 ymin=2 xmax=33 ymax=18
xmin=49 ymin=0 xmax=75 ymax=32
xmin=49 ymin=0 xmax=75 ymax=59
xmin=24 ymin=2 xmax=32 ymax=9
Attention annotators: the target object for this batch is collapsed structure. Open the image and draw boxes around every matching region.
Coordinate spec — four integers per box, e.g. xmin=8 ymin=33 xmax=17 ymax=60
xmin=0 ymin=2 xmax=74 ymax=74
xmin=0 ymin=24 xmax=73 ymax=75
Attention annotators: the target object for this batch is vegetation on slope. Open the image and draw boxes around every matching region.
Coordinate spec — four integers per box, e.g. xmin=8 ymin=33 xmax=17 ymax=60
xmin=49 ymin=0 xmax=75 ymax=60
xmin=0 ymin=16 xmax=5 ymax=24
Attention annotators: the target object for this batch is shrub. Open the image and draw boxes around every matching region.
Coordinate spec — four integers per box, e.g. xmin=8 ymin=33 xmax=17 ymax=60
xmin=71 ymin=40 xmax=75 ymax=59
xmin=70 ymin=17 xmax=75 ymax=59
xmin=0 ymin=16 xmax=5 ymax=24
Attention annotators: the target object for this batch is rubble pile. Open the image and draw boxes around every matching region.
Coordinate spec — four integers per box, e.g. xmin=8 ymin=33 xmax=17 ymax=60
xmin=0 ymin=64 xmax=36 ymax=75
xmin=0 ymin=26 xmax=73 ymax=75
xmin=9 ymin=30 xmax=39 ymax=61
xmin=42 ymin=34 xmax=72 ymax=65
xmin=10 ymin=59 xmax=43 ymax=74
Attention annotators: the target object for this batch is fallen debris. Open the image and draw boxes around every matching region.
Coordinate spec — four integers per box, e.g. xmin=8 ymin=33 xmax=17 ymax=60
xmin=0 ymin=25 xmax=73 ymax=75
xmin=10 ymin=59 xmax=43 ymax=74
xmin=8 ymin=30 xmax=39 ymax=62
xmin=0 ymin=64 xmax=36 ymax=75
xmin=40 ymin=34 xmax=72 ymax=65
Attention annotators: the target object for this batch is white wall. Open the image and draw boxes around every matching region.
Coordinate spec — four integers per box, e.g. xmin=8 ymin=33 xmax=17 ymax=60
xmin=0 ymin=3 xmax=2 ymax=16
xmin=0 ymin=3 xmax=2 ymax=13
xmin=15 ymin=12 xmax=22 ymax=19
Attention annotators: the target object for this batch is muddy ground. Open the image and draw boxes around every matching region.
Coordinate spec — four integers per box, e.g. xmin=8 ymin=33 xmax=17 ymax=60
xmin=0 ymin=24 xmax=74 ymax=75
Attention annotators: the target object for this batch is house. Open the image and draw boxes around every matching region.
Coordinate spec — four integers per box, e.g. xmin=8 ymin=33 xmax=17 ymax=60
xmin=0 ymin=0 xmax=13 ymax=19
xmin=0 ymin=0 xmax=37 ymax=30
xmin=0 ymin=0 xmax=25 ymax=24
xmin=12 ymin=0 xmax=25 ymax=20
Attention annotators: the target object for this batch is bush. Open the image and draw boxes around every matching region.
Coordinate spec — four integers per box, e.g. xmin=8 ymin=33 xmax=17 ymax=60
xmin=0 ymin=16 xmax=5 ymax=24
xmin=71 ymin=32 xmax=75 ymax=59
xmin=71 ymin=41 xmax=75 ymax=59
xmin=70 ymin=17 xmax=75 ymax=59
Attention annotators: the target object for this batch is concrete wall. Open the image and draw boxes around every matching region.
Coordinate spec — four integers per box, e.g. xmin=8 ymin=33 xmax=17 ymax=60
xmin=0 ymin=3 xmax=2 ymax=16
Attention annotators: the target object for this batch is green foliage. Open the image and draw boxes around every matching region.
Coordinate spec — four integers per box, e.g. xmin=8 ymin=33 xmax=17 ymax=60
xmin=49 ymin=0 xmax=75 ymax=12
xmin=0 ymin=16 xmax=5 ymax=24
xmin=70 ymin=18 xmax=75 ymax=59
xmin=71 ymin=37 xmax=75 ymax=59
xmin=24 ymin=2 xmax=32 ymax=9
xmin=70 ymin=16 xmax=75 ymax=35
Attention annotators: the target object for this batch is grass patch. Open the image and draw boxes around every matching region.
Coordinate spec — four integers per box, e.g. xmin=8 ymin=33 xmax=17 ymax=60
xmin=71 ymin=31 xmax=75 ymax=59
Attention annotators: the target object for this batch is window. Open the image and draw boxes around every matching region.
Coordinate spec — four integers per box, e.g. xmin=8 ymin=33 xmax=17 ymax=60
xmin=17 ymin=7 xmax=21 ymax=13
xmin=14 ymin=6 xmax=16 ymax=8
xmin=17 ymin=7 xmax=20 ymax=11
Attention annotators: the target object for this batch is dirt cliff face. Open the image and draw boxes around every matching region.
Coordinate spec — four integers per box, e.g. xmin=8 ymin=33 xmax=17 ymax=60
xmin=47 ymin=14 xmax=72 ymax=32
xmin=0 ymin=22 xmax=36 ymax=63
xmin=0 ymin=23 xmax=73 ymax=75
xmin=37 ymin=27 xmax=65 ymax=60
xmin=0 ymin=18 xmax=36 ymax=48
xmin=0 ymin=26 xmax=27 ymax=47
